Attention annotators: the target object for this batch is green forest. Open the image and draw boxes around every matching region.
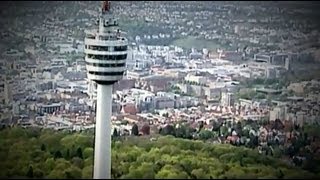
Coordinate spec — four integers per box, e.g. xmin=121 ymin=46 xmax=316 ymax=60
xmin=0 ymin=127 xmax=318 ymax=179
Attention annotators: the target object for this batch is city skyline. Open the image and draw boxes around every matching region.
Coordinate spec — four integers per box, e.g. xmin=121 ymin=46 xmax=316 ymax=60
xmin=0 ymin=1 xmax=320 ymax=179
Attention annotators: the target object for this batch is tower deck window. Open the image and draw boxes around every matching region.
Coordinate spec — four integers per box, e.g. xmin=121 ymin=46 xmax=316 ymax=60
xmin=87 ymin=46 xmax=109 ymax=51
xmin=87 ymin=54 xmax=127 ymax=60
xmin=88 ymin=71 xmax=124 ymax=76
xmin=114 ymin=46 xmax=127 ymax=51
xmin=86 ymin=62 xmax=126 ymax=67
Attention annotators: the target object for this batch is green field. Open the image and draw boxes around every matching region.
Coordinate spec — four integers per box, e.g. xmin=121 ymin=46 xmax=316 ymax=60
xmin=172 ymin=36 xmax=222 ymax=50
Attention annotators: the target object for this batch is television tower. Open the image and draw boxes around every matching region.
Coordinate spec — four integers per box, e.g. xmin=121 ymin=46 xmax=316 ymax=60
xmin=84 ymin=1 xmax=128 ymax=179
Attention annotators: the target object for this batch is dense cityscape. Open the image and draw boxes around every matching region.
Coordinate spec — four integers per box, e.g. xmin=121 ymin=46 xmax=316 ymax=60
xmin=1 ymin=1 xmax=320 ymax=179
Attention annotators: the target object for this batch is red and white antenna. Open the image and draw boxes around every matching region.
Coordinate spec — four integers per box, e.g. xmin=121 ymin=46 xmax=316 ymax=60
xmin=102 ymin=1 xmax=111 ymax=14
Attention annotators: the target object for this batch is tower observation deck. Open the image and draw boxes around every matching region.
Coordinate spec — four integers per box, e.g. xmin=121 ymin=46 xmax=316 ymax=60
xmin=84 ymin=1 xmax=128 ymax=85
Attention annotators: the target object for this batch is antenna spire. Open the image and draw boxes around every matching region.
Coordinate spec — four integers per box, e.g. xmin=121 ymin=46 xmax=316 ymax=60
xmin=102 ymin=1 xmax=111 ymax=14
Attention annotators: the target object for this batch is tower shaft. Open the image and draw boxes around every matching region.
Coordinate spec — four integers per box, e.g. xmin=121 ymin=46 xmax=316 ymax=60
xmin=94 ymin=84 xmax=112 ymax=179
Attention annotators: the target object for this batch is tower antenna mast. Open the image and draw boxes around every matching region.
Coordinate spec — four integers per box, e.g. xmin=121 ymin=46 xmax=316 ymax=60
xmin=102 ymin=1 xmax=111 ymax=14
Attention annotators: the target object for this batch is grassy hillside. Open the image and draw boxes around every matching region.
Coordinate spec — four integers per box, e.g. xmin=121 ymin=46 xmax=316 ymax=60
xmin=172 ymin=36 xmax=221 ymax=51
xmin=0 ymin=127 xmax=318 ymax=179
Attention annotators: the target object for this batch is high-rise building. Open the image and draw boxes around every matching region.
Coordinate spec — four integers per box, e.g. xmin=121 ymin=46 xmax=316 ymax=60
xmin=220 ymin=92 xmax=234 ymax=107
xmin=84 ymin=1 xmax=128 ymax=179
xmin=265 ymin=67 xmax=276 ymax=79
xmin=269 ymin=106 xmax=286 ymax=121
xmin=234 ymin=25 xmax=240 ymax=34
xmin=285 ymin=57 xmax=290 ymax=71
xmin=4 ymin=79 xmax=12 ymax=105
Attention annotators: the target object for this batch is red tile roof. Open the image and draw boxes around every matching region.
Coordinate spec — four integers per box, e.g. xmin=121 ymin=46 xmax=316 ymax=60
xmin=122 ymin=104 xmax=137 ymax=115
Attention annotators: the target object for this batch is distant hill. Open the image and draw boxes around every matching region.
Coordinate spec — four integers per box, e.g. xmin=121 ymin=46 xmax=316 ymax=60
xmin=0 ymin=127 xmax=318 ymax=179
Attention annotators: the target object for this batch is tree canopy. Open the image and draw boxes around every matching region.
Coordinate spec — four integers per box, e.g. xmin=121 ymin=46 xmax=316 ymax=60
xmin=0 ymin=127 xmax=318 ymax=179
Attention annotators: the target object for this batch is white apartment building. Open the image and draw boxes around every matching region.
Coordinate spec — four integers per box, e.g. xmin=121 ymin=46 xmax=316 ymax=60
xmin=220 ymin=92 xmax=235 ymax=107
